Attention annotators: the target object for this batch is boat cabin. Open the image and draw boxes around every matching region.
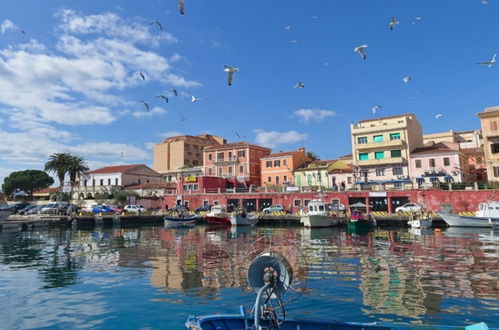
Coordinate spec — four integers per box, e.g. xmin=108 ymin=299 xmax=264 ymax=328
xmin=307 ymin=199 xmax=328 ymax=216
xmin=476 ymin=201 xmax=499 ymax=218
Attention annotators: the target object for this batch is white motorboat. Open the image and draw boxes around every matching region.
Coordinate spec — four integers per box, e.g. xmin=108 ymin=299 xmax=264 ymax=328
xmin=300 ymin=198 xmax=340 ymax=228
xmin=438 ymin=201 xmax=499 ymax=228
xmin=407 ymin=212 xmax=432 ymax=229
xmin=0 ymin=209 xmax=14 ymax=222
xmin=230 ymin=212 xmax=259 ymax=226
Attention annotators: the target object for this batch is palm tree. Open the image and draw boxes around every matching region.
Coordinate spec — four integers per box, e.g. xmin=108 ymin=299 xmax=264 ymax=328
xmin=67 ymin=154 xmax=89 ymax=201
xmin=44 ymin=152 xmax=72 ymax=192
xmin=307 ymin=152 xmax=320 ymax=161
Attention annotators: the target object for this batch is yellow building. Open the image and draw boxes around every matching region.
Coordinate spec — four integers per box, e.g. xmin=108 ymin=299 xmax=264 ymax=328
xmin=350 ymin=113 xmax=423 ymax=190
xmin=477 ymin=106 xmax=499 ymax=182
xmin=294 ymin=160 xmax=336 ymax=189
xmin=153 ymin=134 xmax=226 ymax=182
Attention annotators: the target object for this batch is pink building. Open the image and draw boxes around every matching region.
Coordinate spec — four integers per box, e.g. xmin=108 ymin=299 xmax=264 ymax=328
xmin=409 ymin=142 xmax=465 ymax=188
xmin=461 ymin=147 xmax=488 ymax=183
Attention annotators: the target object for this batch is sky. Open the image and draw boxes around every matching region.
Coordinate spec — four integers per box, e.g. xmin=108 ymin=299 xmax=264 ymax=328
xmin=0 ymin=0 xmax=498 ymax=186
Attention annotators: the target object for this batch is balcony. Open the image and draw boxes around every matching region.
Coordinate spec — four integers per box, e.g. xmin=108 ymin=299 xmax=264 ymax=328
xmin=352 ymin=122 xmax=406 ymax=134
xmin=357 ymin=157 xmax=406 ymax=166
xmin=214 ymin=156 xmax=239 ymax=165
xmin=483 ymin=129 xmax=499 ymax=138
xmin=356 ymin=139 xmax=405 ymax=150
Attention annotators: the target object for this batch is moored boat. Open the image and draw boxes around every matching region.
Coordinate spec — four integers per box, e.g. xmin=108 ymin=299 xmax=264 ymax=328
xmin=407 ymin=211 xmax=432 ymax=229
xmin=438 ymin=201 xmax=499 ymax=228
xmin=0 ymin=209 xmax=14 ymax=222
xmin=204 ymin=205 xmax=231 ymax=225
xmin=347 ymin=209 xmax=375 ymax=231
xmin=230 ymin=211 xmax=259 ymax=226
xmin=164 ymin=214 xmax=197 ymax=227
xmin=300 ymin=198 xmax=341 ymax=228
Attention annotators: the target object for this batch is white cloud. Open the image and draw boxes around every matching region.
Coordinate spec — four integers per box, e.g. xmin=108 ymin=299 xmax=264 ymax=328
xmin=70 ymin=142 xmax=149 ymax=160
xmin=294 ymin=108 xmax=336 ymax=123
xmin=254 ymin=129 xmax=308 ymax=148
xmin=1 ymin=19 xmax=16 ymax=34
xmin=132 ymin=106 xmax=167 ymax=118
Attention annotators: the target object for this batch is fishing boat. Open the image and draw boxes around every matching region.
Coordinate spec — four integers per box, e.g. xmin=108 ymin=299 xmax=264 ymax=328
xmin=230 ymin=210 xmax=259 ymax=226
xmin=347 ymin=208 xmax=375 ymax=231
xmin=300 ymin=198 xmax=341 ymax=228
xmin=438 ymin=201 xmax=499 ymax=228
xmin=407 ymin=211 xmax=432 ymax=229
xmin=204 ymin=205 xmax=231 ymax=225
xmin=186 ymin=251 xmax=493 ymax=330
xmin=164 ymin=213 xmax=197 ymax=227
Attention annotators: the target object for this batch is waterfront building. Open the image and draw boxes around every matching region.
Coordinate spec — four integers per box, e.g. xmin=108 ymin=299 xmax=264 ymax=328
xmin=460 ymin=147 xmax=488 ymax=183
xmin=203 ymin=142 xmax=271 ymax=187
xmin=153 ymin=134 xmax=226 ymax=182
xmin=477 ymin=106 xmax=499 ymax=182
xmin=327 ymin=159 xmax=354 ymax=191
xmin=294 ymin=160 xmax=336 ymax=190
xmin=350 ymin=113 xmax=423 ymax=190
xmin=423 ymin=129 xmax=482 ymax=149
xmin=76 ymin=164 xmax=162 ymax=199
xmin=409 ymin=142 xmax=465 ymax=188
xmin=260 ymin=147 xmax=310 ymax=186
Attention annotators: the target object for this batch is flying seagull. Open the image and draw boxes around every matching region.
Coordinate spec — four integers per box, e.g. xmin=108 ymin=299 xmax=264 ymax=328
xmin=412 ymin=16 xmax=422 ymax=24
xmin=482 ymin=0 xmax=488 ymax=5
xmin=180 ymin=112 xmax=186 ymax=121
xmin=284 ymin=25 xmax=293 ymax=30
xmin=156 ymin=94 xmax=169 ymax=103
xmin=150 ymin=20 xmax=163 ymax=31
xmin=294 ymin=81 xmax=305 ymax=88
xmin=170 ymin=88 xmax=178 ymax=96
xmin=476 ymin=52 xmax=497 ymax=67
xmin=141 ymin=100 xmax=149 ymax=112
xmin=354 ymin=45 xmax=368 ymax=59
xmin=402 ymin=76 xmax=412 ymax=84
xmin=312 ymin=15 xmax=319 ymax=19
xmin=20 ymin=29 xmax=26 ymax=35
xmin=223 ymin=65 xmax=239 ymax=86
xmin=139 ymin=72 xmax=146 ymax=80
xmin=389 ymin=17 xmax=399 ymax=30
xmin=191 ymin=95 xmax=202 ymax=102
xmin=435 ymin=113 xmax=443 ymax=119
xmin=179 ymin=0 xmax=185 ymax=14
xmin=371 ymin=105 xmax=382 ymax=115
xmin=289 ymin=39 xmax=299 ymax=43
xmin=235 ymin=131 xmax=246 ymax=139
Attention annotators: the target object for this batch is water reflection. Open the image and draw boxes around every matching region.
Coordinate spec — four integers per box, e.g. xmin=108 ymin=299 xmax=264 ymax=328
xmin=0 ymin=225 xmax=497 ymax=327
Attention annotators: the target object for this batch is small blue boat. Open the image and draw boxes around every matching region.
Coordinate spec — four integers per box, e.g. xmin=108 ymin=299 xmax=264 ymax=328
xmin=185 ymin=251 xmax=496 ymax=330
xmin=164 ymin=214 xmax=197 ymax=227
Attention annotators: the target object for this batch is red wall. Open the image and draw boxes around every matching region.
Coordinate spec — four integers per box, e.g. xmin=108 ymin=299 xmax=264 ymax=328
xmin=163 ymin=189 xmax=498 ymax=213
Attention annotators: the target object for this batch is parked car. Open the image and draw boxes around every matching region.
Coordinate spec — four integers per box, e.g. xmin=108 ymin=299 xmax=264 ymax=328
xmin=92 ymin=205 xmax=113 ymax=213
xmin=109 ymin=205 xmax=123 ymax=213
xmin=18 ymin=205 xmax=36 ymax=215
xmin=40 ymin=202 xmax=70 ymax=214
xmin=26 ymin=204 xmax=47 ymax=215
xmin=195 ymin=205 xmax=211 ymax=212
xmin=263 ymin=204 xmax=285 ymax=213
xmin=395 ymin=203 xmax=422 ymax=213
xmin=123 ymin=204 xmax=147 ymax=213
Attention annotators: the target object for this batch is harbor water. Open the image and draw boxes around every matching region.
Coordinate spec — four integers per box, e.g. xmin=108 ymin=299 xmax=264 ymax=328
xmin=0 ymin=225 xmax=497 ymax=329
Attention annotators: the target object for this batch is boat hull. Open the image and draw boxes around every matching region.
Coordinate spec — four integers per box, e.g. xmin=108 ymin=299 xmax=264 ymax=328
xmin=408 ymin=219 xmax=432 ymax=229
xmin=204 ymin=215 xmax=231 ymax=225
xmin=164 ymin=216 xmax=197 ymax=227
xmin=347 ymin=219 xmax=374 ymax=230
xmin=0 ymin=210 xmax=14 ymax=222
xmin=438 ymin=212 xmax=499 ymax=228
xmin=300 ymin=215 xmax=339 ymax=228
xmin=230 ymin=214 xmax=259 ymax=226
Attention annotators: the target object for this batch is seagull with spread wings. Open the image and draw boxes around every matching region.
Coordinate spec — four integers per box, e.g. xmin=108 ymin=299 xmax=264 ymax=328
xmin=235 ymin=131 xmax=246 ymax=139
xmin=389 ymin=17 xmax=399 ymax=30
xmin=435 ymin=114 xmax=443 ymax=119
xmin=179 ymin=0 xmax=185 ymax=14
xmin=150 ymin=20 xmax=163 ymax=31
xmin=477 ymin=51 xmax=497 ymax=67
xmin=294 ymin=81 xmax=305 ymax=88
xmin=371 ymin=105 xmax=382 ymax=115
xmin=139 ymin=72 xmax=146 ymax=80
xmin=141 ymin=100 xmax=149 ymax=112
xmin=402 ymin=76 xmax=412 ymax=84
xmin=223 ymin=65 xmax=239 ymax=86
xmin=170 ymin=88 xmax=178 ymax=96
xmin=191 ymin=95 xmax=202 ymax=103
xmin=156 ymin=95 xmax=169 ymax=103
xmin=354 ymin=45 xmax=368 ymax=59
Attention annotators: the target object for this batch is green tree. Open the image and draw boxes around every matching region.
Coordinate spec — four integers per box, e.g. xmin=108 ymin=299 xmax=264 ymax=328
xmin=67 ymin=154 xmax=89 ymax=200
xmin=2 ymin=170 xmax=54 ymax=199
xmin=44 ymin=153 xmax=72 ymax=191
xmin=114 ymin=190 xmax=139 ymax=205
xmin=307 ymin=152 xmax=320 ymax=161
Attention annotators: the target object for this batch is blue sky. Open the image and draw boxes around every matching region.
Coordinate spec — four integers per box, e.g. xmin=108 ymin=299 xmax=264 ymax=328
xmin=0 ymin=0 xmax=497 ymax=185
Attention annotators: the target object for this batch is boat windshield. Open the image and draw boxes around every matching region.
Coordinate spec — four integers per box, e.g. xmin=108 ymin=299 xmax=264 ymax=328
xmin=318 ymin=205 xmax=325 ymax=212
xmin=479 ymin=203 xmax=485 ymax=210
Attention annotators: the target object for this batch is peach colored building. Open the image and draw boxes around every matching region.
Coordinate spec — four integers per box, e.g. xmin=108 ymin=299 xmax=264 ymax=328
xmin=461 ymin=147 xmax=487 ymax=183
xmin=203 ymin=142 xmax=271 ymax=187
xmin=260 ymin=148 xmax=310 ymax=186
xmin=477 ymin=106 xmax=499 ymax=182
xmin=409 ymin=142 xmax=465 ymax=188
xmin=153 ymin=134 xmax=226 ymax=182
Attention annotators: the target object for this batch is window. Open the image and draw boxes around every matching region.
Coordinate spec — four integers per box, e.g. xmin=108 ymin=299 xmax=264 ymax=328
xmin=390 ymin=133 xmax=401 ymax=140
xmin=208 ymin=153 xmax=212 ymax=161
xmin=373 ymin=135 xmax=383 ymax=142
xmin=347 ymin=177 xmax=352 ymax=184
xmin=228 ymin=166 xmax=232 ymax=174
xmin=208 ymin=168 xmax=212 ymax=175
xmin=494 ymin=166 xmax=499 ymax=177
xmin=357 ymin=136 xmax=368 ymax=144
xmin=268 ymin=176 xmax=272 ymax=182
xmin=284 ymin=175 xmax=288 ymax=183
xmin=266 ymin=161 xmax=272 ymax=168
xmin=375 ymin=151 xmax=384 ymax=159
xmin=92 ymin=179 xmax=95 ymax=186
xmin=390 ymin=150 xmax=401 ymax=158
xmin=375 ymin=168 xmax=384 ymax=176
xmin=217 ymin=152 xmax=224 ymax=161
xmin=394 ymin=182 xmax=402 ymax=189
xmin=429 ymin=158 xmax=436 ymax=167
xmin=490 ymin=121 xmax=498 ymax=131
xmin=393 ymin=167 xmax=403 ymax=175
xmin=108 ymin=178 xmax=111 ymax=185
xmin=294 ymin=199 xmax=301 ymax=207
xmin=274 ymin=160 xmax=280 ymax=167
xmin=276 ymin=176 xmax=280 ymax=184
xmin=283 ymin=159 xmax=287 ymax=166
xmin=193 ymin=160 xmax=199 ymax=166
xmin=359 ymin=152 xmax=368 ymax=160
xmin=138 ymin=179 xmax=141 ymax=184
xmin=415 ymin=159 xmax=422 ymax=168
xmin=239 ymin=165 xmax=244 ymax=173
xmin=228 ymin=152 xmax=232 ymax=159
xmin=84 ymin=180 xmax=87 ymax=186
xmin=218 ymin=167 xmax=222 ymax=175
xmin=491 ymin=143 xmax=499 ymax=154
xmin=443 ymin=157 xmax=450 ymax=166
xmin=115 ymin=178 xmax=118 ymax=185
xmin=100 ymin=179 xmax=103 ymax=185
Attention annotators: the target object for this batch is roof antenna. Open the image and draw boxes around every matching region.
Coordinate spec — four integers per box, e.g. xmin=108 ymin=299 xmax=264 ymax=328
xmin=121 ymin=151 xmax=124 ymax=165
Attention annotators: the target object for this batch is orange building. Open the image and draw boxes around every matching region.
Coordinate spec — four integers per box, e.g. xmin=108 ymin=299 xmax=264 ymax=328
xmin=203 ymin=142 xmax=271 ymax=187
xmin=260 ymin=148 xmax=310 ymax=186
xmin=477 ymin=106 xmax=499 ymax=182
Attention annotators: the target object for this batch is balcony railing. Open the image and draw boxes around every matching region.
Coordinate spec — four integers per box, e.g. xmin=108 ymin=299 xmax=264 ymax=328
xmin=357 ymin=157 xmax=406 ymax=166
xmin=356 ymin=139 xmax=404 ymax=150
xmin=214 ymin=156 xmax=239 ymax=165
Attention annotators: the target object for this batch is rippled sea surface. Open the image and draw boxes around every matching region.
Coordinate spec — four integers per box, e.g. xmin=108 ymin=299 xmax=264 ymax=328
xmin=0 ymin=225 xmax=497 ymax=329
